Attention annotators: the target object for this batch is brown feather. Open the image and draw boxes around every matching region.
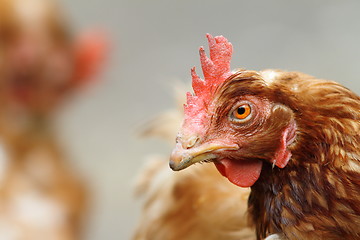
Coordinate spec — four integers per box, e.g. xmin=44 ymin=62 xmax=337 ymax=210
xmin=134 ymin=158 xmax=254 ymax=240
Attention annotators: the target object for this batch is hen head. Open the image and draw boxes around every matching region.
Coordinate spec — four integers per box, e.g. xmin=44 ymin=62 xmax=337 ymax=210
xmin=170 ymin=34 xmax=298 ymax=187
xmin=0 ymin=0 xmax=107 ymax=114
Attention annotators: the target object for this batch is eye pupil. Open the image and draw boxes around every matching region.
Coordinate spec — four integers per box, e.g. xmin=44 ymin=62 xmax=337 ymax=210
xmin=237 ymin=107 xmax=246 ymax=115
xmin=232 ymin=103 xmax=251 ymax=121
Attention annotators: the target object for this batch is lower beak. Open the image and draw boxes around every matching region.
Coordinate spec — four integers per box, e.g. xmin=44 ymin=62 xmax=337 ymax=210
xmin=169 ymin=142 xmax=239 ymax=171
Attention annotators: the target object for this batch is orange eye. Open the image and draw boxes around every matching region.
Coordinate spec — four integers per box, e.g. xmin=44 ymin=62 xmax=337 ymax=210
xmin=232 ymin=104 xmax=251 ymax=120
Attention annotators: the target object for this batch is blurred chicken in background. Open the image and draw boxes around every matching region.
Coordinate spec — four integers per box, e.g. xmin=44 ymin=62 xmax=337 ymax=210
xmin=133 ymin=85 xmax=255 ymax=240
xmin=0 ymin=0 xmax=106 ymax=239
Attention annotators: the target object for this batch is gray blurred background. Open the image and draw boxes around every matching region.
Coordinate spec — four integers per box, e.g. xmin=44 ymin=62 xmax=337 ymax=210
xmin=57 ymin=0 xmax=360 ymax=239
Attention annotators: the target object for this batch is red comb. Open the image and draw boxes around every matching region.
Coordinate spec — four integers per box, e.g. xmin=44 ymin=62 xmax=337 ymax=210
xmin=185 ymin=34 xmax=233 ymax=119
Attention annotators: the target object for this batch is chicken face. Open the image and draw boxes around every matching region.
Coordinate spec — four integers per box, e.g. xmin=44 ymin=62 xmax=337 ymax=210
xmin=170 ymin=35 xmax=297 ymax=187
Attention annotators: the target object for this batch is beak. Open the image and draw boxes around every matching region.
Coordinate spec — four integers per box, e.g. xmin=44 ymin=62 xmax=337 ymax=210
xmin=169 ymin=141 xmax=239 ymax=171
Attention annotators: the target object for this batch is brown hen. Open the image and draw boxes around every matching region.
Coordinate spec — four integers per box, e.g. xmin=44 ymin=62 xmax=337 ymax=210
xmin=170 ymin=34 xmax=360 ymax=240
xmin=0 ymin=0 xmax=106 ymax=239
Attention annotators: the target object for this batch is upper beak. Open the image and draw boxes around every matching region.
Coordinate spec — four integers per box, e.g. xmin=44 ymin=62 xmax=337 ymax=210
xmin=169 ymin=140 xmax=239 ymax=171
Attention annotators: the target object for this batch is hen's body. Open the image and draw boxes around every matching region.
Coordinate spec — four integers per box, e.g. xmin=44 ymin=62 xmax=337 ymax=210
xmin=248 ymin=70 xmax=360 ymax=239
xmin=134 ymin=160 xmax=254 ymax=240
xmin=0 ymin=122 xmax=86 ymax=240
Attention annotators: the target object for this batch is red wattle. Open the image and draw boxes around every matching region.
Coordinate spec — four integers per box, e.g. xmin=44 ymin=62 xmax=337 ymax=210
xmin=215 ymin=159 xmax=263 ymax=187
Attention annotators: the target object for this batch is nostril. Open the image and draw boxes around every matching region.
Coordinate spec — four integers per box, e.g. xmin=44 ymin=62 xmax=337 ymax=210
xmin=185 ymin=136 xmax=199 ymax=149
